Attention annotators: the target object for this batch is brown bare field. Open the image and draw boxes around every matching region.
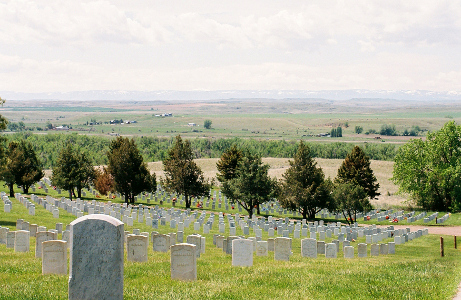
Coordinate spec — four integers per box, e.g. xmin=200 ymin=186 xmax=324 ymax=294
xmin=148 ymin=157 xmax=406 ymax=208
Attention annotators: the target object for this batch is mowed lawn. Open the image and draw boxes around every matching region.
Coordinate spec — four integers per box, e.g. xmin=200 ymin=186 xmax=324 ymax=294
xmin=1 ymin=192 xmax=461 ymax=299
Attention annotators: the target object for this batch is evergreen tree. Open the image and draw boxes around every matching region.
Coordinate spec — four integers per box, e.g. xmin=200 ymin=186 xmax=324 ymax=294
xmin=107 ymin=136 xmax=156 ymax=204
xmin=162 ymin=135 xmax=210 ymax=208
xmin=279 ymin=141 xmax=335 ymax=219
xmin=216 ymin=144 xmax=243 ymax=183
xmin=1 ymin=141 xmax=43 ymax=196
xmin=334 ymin=182 xmax=371 ymax=225
xmin=52 ymin=144 xmax=80 ymax=200
xmin=335 ymin=146 xmax=380 ymax=199
xmin=222 ymin=150 xmax=277 ymax=218
xmin=74 ymin=151 xmax=96 ymax=198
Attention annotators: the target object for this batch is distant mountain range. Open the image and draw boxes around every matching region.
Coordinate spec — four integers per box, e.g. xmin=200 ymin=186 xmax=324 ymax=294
xmin=1 ymin=90 xmax=461 ymax=101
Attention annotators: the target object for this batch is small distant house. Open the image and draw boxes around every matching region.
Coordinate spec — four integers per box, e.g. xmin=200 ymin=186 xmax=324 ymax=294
xmin=188 ymin=123 xmax=197 ymax=127
xmin=55 ymin=126 xmax=69 ymax=131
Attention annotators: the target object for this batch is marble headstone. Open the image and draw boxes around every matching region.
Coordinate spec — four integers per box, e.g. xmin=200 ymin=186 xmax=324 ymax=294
xmin=68 ymin=214 xmax=124 ymax=300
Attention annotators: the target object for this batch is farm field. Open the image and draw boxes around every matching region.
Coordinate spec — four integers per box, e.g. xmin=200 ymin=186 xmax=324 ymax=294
xmin=2 ymin=98 xmax=461 ymax=142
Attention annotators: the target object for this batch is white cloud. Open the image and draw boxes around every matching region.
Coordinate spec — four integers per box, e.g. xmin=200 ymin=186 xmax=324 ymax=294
xmin=0 ymin=1 xmax=460 ymax=92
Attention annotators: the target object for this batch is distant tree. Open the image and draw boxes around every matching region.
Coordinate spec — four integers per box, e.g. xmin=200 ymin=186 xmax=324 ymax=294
xmin=278 ymin=141 xmax=335 ymax=219
xmin=107 ymin=136 xmax=156 ymax=204
xmin=393 ymin=121 xmax=461 ymax=211
xmin=93 ymin=166 xmax=115 ymax=196
xmin=380 ymin=124 xmax=398 ymax=136
xmin=45 ymin=121 xmax=53 ymax=130
xmin=162 ymin=135 xmax=210 ymax=208
xmin=335 ymin=146 xmax=380 ymax=199
xmin=334 ymin=182 xmax=371 ymax=225
xmin=216 ymin=144 xmax=243 ymax=183
xmin=222 ymin=150 xmax=277 ymax=218
xmin=7 ymin=122 xmax=18 ymax=132
xmin=1 ymin=141 xmax=43 ymax=196
xmin=337 ymin=126 xmax=342 ymax=137
xmin=365 ymin=129 xmax=378 ymax=135
xmin=330 ymin=128 xmax=336 ymax=137
xmin=355 ymin=126 xmax=363 ymax=134
xmin=204 ymin=119 xmax=212 ymax=129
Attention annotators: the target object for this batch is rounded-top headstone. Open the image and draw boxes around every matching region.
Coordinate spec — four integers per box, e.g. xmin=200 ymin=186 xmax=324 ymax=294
xmin=68 ymin=214 xmax=124 ymax=300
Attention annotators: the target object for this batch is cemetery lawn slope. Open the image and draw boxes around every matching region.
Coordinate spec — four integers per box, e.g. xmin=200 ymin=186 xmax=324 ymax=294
xmin=1 ymin=193 xmax=461 ymax=299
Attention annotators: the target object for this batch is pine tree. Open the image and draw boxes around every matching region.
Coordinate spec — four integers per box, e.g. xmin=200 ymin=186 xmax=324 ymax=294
xmin=334 ymin=182 xmax=371 ymax=225
xmin=335 ymin=146 xmax=380 ymax=199
xmin=107 ymin=136 xmax=156 ymax=204
xmin=162 ymin=135 xmax=210 ymax=208
xmin=1 ymin=141 xmax=44 ymax=196
xmin=222 ymin=150 xmax=277 ymax=218
xmin=216 ymin=144 xmax=243 ymax=183
xmin=278 ymin=141 xmax=335 ymax=219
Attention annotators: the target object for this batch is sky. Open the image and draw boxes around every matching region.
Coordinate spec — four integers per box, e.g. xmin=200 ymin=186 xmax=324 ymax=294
xmin=1 ymin=1 xmax=461 ymax=94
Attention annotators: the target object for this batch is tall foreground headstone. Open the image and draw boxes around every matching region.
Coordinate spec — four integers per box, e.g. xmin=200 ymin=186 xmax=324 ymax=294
xmin=68 ymin=215 xmax=124 ymax=300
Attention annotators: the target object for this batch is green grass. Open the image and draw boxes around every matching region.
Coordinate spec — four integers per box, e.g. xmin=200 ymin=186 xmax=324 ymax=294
xmin=1 ymin=189 xmax=461 ymax=299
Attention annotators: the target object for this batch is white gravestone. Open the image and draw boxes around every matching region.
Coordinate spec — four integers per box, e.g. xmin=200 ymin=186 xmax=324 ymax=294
xmin=317 ymin=241 xmax=325 ymax=255
xmin=42 ymin=240 xmax=67 ymax=275
xmin=127 ymin=235 xmax=148 ymax=262
xmin=6 ymin=231 xmax=15 ymax=248
xmin=170 ymin=243 xmax=197 ymax=281
xmin=301 ymin=238 xmax=317 ymax=258
xmin=325 ymin=243 xmax=337 ymax=258
xmin=370 ymin=244 xmax=379 ymax=256
xmin=267 ymin=238 xmax=275 ymax=252
xmin=344 ymin=246 xmax=354 ymax=258
xmin=0 ymin=227 xmax=9 ymax=244
xmin=232 ymin=239 xmax=253 ymax=267
xmin=256 ymin=241 xmax=268 ymax=256
xmin=186 ymin=235 xmax=202 ymax=258
xmin=68 ymin=215 xmax=124 ymax=300
xmin=274 ymin=237 xmax=291 ymax=261
xmin=35 ymin=231 xmax=56 ymax=258
xmin=152 ymin=234 xmax=170 ymax=253
xmin=388 ymin=242 xmax=396 ymax=254
xmin=14 ymin=230 xmax=30 ymax=252
xmin=358 ymin=243 xmax=367 ymax=257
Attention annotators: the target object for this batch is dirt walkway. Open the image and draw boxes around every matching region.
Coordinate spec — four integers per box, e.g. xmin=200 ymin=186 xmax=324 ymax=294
xmin=373 ymin=224 xmax=461 ymax=236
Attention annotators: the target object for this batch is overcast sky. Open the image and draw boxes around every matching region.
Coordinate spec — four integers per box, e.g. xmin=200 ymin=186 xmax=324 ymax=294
xmin=1 ymin=1 xmax=460 ymax=93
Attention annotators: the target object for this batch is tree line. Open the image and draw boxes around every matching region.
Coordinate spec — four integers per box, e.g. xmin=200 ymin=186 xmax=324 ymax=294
xmin=4 ymin=133 xmax=398 ymax=169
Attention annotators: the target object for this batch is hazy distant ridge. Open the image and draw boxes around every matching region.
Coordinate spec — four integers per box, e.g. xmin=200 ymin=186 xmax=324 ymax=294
xmin=1 ymin=90 xmax=461 ymax=101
